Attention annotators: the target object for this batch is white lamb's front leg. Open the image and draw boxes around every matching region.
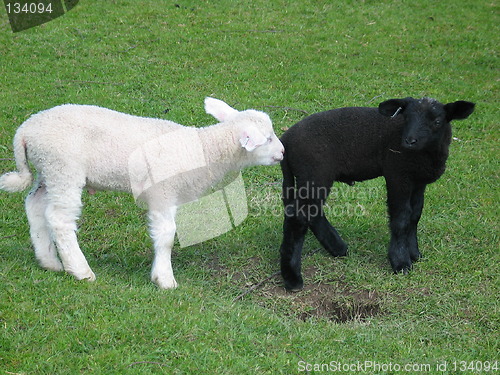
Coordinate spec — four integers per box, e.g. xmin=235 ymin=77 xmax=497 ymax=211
xmin=149 ymin=207 xmax=178 ymax=289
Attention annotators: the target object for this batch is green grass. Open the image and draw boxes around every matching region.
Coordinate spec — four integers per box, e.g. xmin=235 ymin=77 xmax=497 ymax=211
xmin=0 ymin=0 xmax=498 ymax=373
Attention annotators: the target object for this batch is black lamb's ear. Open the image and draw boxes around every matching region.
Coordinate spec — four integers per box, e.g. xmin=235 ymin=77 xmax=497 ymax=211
xmin=378 ymin=97 xmax=412 ymax=118
xmin=444 ymin=101 xmax=475 ymax=121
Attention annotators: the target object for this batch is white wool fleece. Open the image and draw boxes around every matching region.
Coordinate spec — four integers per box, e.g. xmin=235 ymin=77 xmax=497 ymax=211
xmin=0 ymin=98 xmax=284 ymax=289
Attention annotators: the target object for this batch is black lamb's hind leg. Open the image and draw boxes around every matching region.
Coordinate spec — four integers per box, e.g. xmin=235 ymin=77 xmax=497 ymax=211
xmin=408 ymin=184 xmax=426 ymax=262
xmin=280 ymin=201 xmax=309 ymax=291
xmin=310 ymin=215 xmax=348 ymax=256
xmin=307 ymin=184 xmax=347 ymax=257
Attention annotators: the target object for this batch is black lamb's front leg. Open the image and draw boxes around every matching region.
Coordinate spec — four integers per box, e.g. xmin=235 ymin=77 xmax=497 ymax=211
xmin=385 ymin=177 xmax=414 ymax=273
xmin=408 ymin=184 xmax=426 ymax=262
xmin=280 ymin=201 xmax=309 ymax=291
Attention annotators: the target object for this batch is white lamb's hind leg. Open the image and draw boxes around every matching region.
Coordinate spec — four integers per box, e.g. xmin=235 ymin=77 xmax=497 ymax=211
xmin=25 ymin=183 xmax=63 ymax=271
xmin=149 ymin=207 xmax=178 ymax=289
xmin=44 ymin=188 xmax=96 ymax=281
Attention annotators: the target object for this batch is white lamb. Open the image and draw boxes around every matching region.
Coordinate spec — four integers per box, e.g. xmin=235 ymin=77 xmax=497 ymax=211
xmin=0 ymin=98 xmax=284 ymax=289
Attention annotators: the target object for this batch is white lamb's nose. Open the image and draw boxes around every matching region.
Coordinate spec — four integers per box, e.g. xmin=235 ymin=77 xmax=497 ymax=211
xmin=274 ymin=150 xmax=284 ymax=161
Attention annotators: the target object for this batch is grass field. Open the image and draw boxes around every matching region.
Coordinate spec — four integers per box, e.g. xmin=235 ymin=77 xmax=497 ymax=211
xmin=0 ymin=0 xmax=498 ymax=374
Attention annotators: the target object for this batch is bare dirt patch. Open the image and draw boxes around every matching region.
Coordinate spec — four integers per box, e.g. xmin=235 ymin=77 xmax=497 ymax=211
xmin=260 ymin=267 xmax=381 ymax=323
xmin=231 ymin=263 xmax=383 ymax=323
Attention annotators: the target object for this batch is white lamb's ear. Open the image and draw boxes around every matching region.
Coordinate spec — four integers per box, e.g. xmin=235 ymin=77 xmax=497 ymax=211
xmin=239 ymin=126 xmax=268 ymax=152
xmin=205 ymin=97 xmax=239 ymax=122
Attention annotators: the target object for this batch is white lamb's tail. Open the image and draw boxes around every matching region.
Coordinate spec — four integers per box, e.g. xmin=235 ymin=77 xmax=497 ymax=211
xmin=0 ymin=130 xmax=33 ymax=193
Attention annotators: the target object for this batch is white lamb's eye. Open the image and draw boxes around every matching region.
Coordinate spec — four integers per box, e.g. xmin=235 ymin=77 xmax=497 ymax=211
xmin=267 ymin=136 xmax=273 ymax=143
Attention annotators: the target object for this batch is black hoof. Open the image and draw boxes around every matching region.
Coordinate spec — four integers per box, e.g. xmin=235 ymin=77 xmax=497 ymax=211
xmin=331 ymin=242 xmax=348 ymax=257
xmin=283 ymin=276 xmax=303 ymax=292
xmin=392 ymin=262 xmax=412 ymax=274
xmin=323 ymin=239 xmax=348 ymax=257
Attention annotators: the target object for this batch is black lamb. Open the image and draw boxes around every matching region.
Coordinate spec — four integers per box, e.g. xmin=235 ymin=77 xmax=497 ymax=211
xmin=279 ymin=97 xmax=475 ymax=291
